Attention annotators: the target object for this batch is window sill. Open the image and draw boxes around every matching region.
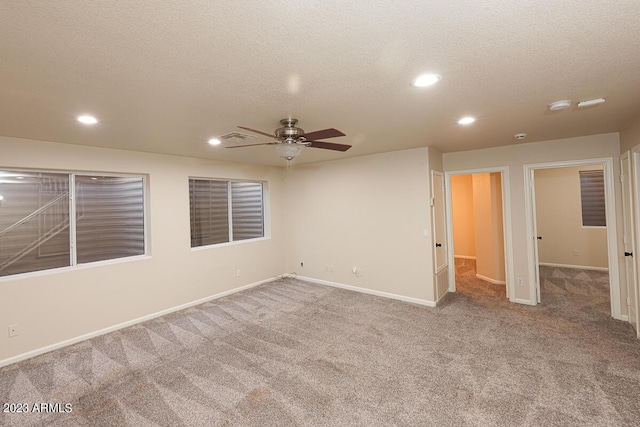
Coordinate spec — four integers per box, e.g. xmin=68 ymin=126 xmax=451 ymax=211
xmin=190 ymin=236 xmax=271 ymax=252
xmin=0 ymin=254 xmax=152 ymax=283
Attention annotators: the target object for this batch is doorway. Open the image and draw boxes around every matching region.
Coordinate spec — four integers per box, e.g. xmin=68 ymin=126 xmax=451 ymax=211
xmin=533 ymin=165 xmax=612 ymax=318
xmin=524 ymin=158 xmax=623 ymax=320
xmin=445 ymin=167 xmax=514 ymax=301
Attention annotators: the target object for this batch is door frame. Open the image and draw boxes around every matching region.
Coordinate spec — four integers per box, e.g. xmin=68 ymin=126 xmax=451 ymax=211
xmin=631 ymin=150 xmax=640 ymax=335
xmin=444 ymin=166 xmax=515 ymax=301
xmin=523 ymin=157 xmax=623 ymax=320
xmin=621 ymin=151 xmax=638 ymax=333
xmin=431 ymin=171 xmax=447 ymax=275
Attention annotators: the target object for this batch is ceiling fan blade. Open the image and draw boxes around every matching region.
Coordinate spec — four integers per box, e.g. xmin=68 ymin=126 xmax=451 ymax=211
xmin=302 ymin=128 xmax=345 ymax=141
xmin=225 ymin=142 xmax=278 ymax=148
xmin=237 ymin=126 xmax=275 ymax=138
xmin=308 ymin=141 xmax=352 ymax=152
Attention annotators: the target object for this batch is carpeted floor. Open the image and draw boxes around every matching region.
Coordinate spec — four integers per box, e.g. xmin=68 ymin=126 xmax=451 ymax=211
xmin=1 ymin=266 xmax=639 ymax=426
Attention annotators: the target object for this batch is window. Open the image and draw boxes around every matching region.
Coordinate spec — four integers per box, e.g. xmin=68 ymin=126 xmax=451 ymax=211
xmin=579 ymin=170 xmax=606 ymax=227
xmin=189 ymin=179 xmax=264 ymax=248
xmin=75 ymin=176 xmax=145 ymax=263
xmin=0 ymin=170 xmax=146 ymax=277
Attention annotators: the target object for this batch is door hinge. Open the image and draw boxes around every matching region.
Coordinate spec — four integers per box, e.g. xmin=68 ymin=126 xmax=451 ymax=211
xmin=621 ymin=174 xmax=625 ymax=184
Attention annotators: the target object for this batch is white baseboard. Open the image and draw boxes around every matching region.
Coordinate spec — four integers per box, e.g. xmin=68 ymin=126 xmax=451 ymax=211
xmin=434 ymin=288 xmax=449 ymax=304
xmin=454 ymin=255 xmax=477 ymax=260
xmin=514 ymin=298 xmax=536 ymax=306
xmin=0 ymin=276 xmax=278 ymax=369
xmin=476 ymin=274 xmax=506 ymax=285
xmin=539 ymin=262 xmax=609 ymax=272
xmin=297 ymin=276 xmax=437 ymax=307
xmin=619 ymin=314 xmax=629 ymax=322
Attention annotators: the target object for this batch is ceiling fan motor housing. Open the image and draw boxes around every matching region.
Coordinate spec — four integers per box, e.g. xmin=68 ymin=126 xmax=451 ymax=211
xmin=275 ymin=118 xmax=305 ymax=142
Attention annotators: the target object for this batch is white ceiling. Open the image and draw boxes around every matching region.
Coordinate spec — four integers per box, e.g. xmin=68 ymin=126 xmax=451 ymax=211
xmin=1 ymin=1 xmax=639 ymax=167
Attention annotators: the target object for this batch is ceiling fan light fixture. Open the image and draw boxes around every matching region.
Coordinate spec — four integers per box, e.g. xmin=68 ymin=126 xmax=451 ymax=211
xmin=208 ymin=138 xmax=221 ymax=146
xmin=275 ymin=144 xmax=303 ymax=160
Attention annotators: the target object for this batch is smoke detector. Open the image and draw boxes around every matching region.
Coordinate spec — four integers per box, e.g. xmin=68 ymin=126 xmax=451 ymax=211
xmin=514 ymin=133 xmax=527 ymax=140
xmin=549 ymin=100 xmax=571 ymax=111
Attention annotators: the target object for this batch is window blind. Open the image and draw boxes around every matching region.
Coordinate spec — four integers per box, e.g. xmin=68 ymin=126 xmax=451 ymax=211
xmin=231 ymin=182 xmax=264 ymax=241
xmin=579 ymin=170 xmax=606 ymax=227
xmin=188 ymin=179 xmax=264 ymax=247
xmin=189 ymin=179 xmax=229 ymax=247
xmin=0 ymin=172 xmax=70 ymax=276
xmin=75 ymin=176 xmax=145 ymax=264
xmin=0 ymin=170 xmax=146 ymax=277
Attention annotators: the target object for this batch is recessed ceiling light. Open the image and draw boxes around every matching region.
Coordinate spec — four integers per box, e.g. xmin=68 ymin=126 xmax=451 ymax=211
xmin=0 ymin=195 xmax=4 ymax=201
xmin=548 ymin=100 xmax=571 ymax=111
xmin=208 ymin=138 xmax=221 ymax=146
xmin=458 ymin=116 xmax=476 ymax=125
xmin=411 ymin=74 xmax=442 ymax=88
xmin=77 ymin=115 xmax=98 ymax=125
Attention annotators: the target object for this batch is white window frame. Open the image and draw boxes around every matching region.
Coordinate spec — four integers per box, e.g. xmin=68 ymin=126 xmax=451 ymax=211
xmin=188 ymin=177 xmax=269 ymax=250
xmin=0 ymin=168 xmax=149 ymax=280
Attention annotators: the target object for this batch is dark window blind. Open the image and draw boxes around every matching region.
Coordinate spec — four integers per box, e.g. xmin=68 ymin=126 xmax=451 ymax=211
xmin=75 ymin=176 xmax=145 ymax=264
xmin=231 ymin=182 xmax=264 ymax=241
xmin=189 ymin=179 xmax=229 ymax=247
xmin=0 ymin=170 xmax=146 ymax=277
xmin=0 ymin=171 xmax=70 ymax=276
xmin=579 ymin=170 xmax=606 ymax=227
xmin=188 ymin=179 xmax=264 ymax=247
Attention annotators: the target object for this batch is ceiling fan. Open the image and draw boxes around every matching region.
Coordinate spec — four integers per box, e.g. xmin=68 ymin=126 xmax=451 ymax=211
xmin=227 ymin=118 xmax=351 ymax=160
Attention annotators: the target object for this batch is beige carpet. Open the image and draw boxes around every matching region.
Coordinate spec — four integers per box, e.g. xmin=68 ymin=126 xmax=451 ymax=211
xmin=1 ymin=267 xmax=639 ymax=426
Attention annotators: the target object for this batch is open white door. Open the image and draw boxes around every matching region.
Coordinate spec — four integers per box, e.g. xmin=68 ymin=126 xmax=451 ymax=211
xmin=621 ymin=153 xmax=638 ymax=333
xmin=529 ymin=169 xmax=542 ymax=303
xmin=432 ymin=171 xmax=448 ymax=301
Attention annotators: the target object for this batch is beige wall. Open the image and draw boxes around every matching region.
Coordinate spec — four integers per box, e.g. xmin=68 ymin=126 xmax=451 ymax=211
xmin=451 ymin=175 xmax=476 ymax=258
xmin=0 ymin=136 xmax=285 ymax=363
xmin=535 ymin=166 xmax=608 ymax=269
xmin=620 ymin=110 xmax=640 ymax=153
xmin=443 ymin=133 xmax=623 ymax=308
xmin=1 ymin=130 xmax=629 ymax=363
xmin=473 ymin=173 xmax=505 ymax=283
xmin=284 ymin=148 xmax=435 ymax=302
xmin=451 ymin=173 xmax=505 ymax=282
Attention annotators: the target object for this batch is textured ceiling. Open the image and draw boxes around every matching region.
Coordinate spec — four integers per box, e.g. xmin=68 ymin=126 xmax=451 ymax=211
xmin=1 ymin=1 xmax=639 ymax=166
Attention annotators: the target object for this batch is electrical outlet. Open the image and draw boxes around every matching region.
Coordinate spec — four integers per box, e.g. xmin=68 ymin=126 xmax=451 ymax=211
xmin=8 ymin=324 xmax=18 ymax=338
xmin=325 ymin=265 xmax=334 ymax=272
xmin=573 ymin=250 xmax=579 ymax=256
xmin=236 ymin=269 xmax=241 ymax=277
xmin=517 ymin=277 xmax=524 ymax=286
